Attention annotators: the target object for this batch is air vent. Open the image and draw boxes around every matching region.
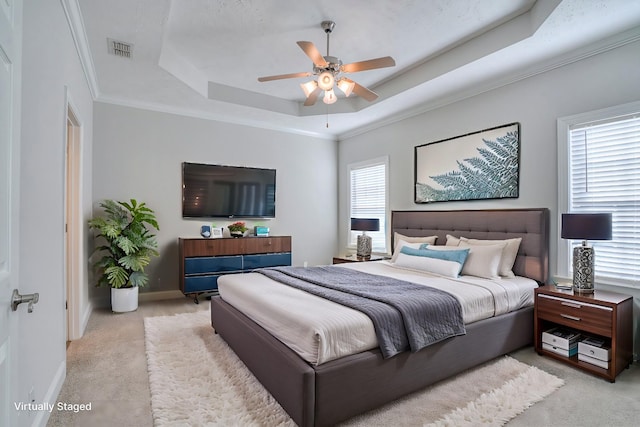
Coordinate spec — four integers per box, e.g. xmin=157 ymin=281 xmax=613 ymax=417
xmin=107 ymin=38 xmax=133 ymax=58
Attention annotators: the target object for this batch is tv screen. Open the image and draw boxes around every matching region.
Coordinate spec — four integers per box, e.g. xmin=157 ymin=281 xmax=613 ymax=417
xmin=182 ymin=162 xmax=276 ymax=218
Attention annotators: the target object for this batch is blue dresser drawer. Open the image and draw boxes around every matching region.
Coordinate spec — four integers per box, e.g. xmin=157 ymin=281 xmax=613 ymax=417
xmin=185 ymin=256 xmax=243 ymax=274
xmin=244 ymin=253 xmax=292 ymax=270
xmin=184 ymin=275 xmax=220 ymax=293
xmin=180 ymin=236 xmax=292 ymax=301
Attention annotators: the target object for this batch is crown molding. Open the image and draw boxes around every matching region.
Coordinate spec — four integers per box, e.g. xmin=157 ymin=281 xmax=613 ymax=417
xmin=94 ymin=95 xmax=337 ymax=141
xmin=58 ymin=0 xmax=640 ymax=143
xmin=60 ymin=0 xmax=99 ymax=99
xmin=337 ymin=27 xmax=640 ymax=141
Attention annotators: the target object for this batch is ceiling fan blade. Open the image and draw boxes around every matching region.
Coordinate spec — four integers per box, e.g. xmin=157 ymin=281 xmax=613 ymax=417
xmin=341 ymin=56 xmax=396 ymax=73
xmin=349 ymin=79 xmax=379 ymax=102
xmin=297 ymin=41 xmax=328 ymax=68
xmin=303 ymin=87 xmax=322 ymax=106
xmin=258 ymin=71 xmax=312 ymax=82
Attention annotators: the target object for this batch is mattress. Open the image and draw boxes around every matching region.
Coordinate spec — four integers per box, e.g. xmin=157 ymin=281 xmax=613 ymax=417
xmin=217 ymin=261 xmax=538 ymax=365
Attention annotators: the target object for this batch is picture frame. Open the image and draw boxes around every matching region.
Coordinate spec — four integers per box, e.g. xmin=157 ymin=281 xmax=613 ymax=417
xmin=211 ymin=227 xmax=224 ymax=239
xmin=415 ymin=122 xmax=520 ymax=203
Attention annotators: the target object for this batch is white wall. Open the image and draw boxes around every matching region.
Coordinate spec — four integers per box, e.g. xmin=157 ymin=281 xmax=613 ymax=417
xmin=91 ymin=103 xmax=337 ymax=302
xmin=338 ymin=39 xmax=640 ymax=357
xmin=339 ymin=39 xmax=640 ymax=265
xmin=19 ymin=0 xmax=94 ymax=425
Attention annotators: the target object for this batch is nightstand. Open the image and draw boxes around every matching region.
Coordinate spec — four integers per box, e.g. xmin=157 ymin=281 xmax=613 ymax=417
xmin=534 ymin=286 xmax=633 ymax=382
xmin=332 ymin=255 xmax=387 ymax=264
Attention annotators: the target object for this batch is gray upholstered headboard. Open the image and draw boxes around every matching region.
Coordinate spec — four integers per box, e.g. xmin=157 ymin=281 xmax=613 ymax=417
xmin=391 ymin=208 xmax=549 ymax=284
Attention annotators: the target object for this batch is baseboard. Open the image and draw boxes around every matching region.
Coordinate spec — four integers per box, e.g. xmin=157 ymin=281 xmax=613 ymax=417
xmin=139 ymin=290 xmax=184 ymax=302
xmin=80 ymin=301 xmax=93 ymax=337
xmin=37 ymin=359 xmax=66 ymax=427
xmin=91 ymin=290 xmax=185 ymax=309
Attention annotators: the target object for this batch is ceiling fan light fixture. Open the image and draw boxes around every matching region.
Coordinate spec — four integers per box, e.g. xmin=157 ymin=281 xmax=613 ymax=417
xmin=317 ymin=71 xmax=335 ymax=91
xmin=323 ymin=88 xmax=337 ymax=105
xmin=300 ymin=80 xmax=318 ymax=97
xmin=258 ymin=20 xmax=395 ymax=108
xmin=337 ymin=78 xmax=355 ymax=97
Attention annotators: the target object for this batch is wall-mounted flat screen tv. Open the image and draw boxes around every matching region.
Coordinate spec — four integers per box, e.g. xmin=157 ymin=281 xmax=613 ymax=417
xmin=182 ymin=162 xmax=276 ymax=218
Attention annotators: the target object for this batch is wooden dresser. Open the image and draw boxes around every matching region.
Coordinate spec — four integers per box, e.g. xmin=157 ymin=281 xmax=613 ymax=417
xmin=178 ymin=236 xmax=292 ymax=303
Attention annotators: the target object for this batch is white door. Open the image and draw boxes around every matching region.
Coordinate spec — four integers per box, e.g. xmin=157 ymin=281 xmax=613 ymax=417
xmin=0 ymin=0 xmax=22 ymax=425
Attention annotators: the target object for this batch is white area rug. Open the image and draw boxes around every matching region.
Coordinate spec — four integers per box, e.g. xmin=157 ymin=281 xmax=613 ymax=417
xmin=144 ymin=310 xmax=563 ymax=426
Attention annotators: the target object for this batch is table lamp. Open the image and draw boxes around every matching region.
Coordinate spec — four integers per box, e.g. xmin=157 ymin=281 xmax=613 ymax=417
xmin=561 ymin=213 xmax=612 ymax=293
xmin=350 ymin=218 xmax=380 ymax=259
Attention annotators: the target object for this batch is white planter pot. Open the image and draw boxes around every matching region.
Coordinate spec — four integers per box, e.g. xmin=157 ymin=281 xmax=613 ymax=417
xmin=111 ymin=286 xmax=139 ymax=313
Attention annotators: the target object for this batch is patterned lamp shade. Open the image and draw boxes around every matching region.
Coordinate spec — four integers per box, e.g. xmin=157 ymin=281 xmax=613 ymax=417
xmin=561 ymin=213 xmax=612 ymax=293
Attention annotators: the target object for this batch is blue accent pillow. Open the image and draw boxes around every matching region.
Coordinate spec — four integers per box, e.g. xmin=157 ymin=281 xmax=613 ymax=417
xmin=403 ymin=245 xmax=470 ymax=265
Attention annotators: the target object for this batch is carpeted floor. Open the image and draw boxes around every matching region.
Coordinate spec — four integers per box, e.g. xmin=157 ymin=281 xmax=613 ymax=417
xmin=47 ymin=298 xmax=640 ymax=426
xmin=145 ymin=311 xmax=562 ymax=426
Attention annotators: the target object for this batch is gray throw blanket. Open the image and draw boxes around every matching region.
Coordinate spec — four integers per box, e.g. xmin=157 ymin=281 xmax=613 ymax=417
xmin=258 ymin=266 xmax=465 ymax=359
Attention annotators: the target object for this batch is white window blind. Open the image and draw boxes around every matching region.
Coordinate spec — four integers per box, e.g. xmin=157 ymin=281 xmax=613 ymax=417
xmin=567 ymin=112 xmax=640 ymax=286
xmin=349 ymin=158 xmax=388 ymax=253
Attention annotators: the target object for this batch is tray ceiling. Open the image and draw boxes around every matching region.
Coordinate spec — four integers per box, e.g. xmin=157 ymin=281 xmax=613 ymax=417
xmin=76 ymin=0 xmax=640 ymax=139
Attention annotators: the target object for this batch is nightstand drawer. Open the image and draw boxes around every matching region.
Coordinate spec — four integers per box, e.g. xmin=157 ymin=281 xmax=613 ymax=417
xmin=537 ymin=294 xmax=612 ymax=336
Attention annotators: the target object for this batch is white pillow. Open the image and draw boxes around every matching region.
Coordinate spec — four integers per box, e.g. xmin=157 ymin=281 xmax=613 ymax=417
xmin=394 ymin=232 xmax=438 ymax=245
xmin=457 ymin=241 xmax=506 ymax=279
xmin=460 ymin=237 xmax=522 ymax=278
xmin=393 ymin=251 xmax=462 ymax=278
xmin=391 ymin=233 xmax=438 ymax=263
xmin=445 ymin=234 xmax=461 ymax=246
xmin=422 ymin=244 xmax=463 ymax=252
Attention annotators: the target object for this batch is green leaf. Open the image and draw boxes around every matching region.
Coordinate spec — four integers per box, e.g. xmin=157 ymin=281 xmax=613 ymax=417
xmin=119 ymin=254 xmax=150 ymax=272
xmin=105 ymin=265 xmax=129 ymax=288
xmin=128 ymin=271 xmax=148 ymax=287
xmin=116 ymin=235 xmax=138 ymax=255
xmin=94 ymin=255 xmax=116 ymax=270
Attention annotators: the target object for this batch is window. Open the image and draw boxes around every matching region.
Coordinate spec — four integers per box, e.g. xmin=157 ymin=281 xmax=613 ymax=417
xmin=558 ymin=101 xmax=640 ymax=288
xmin=348 ymin=157 xmax=388 ymax=253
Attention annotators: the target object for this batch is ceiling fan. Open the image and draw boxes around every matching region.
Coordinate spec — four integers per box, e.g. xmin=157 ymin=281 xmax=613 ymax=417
xmin=257 ymin=21 xmax=396 ymax=106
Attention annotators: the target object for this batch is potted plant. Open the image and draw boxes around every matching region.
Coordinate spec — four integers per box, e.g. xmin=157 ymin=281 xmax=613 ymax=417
xmin=88 ymin=199 xmax=159 ymax=312
xmin=228 ymin=221 xmax=248 ymax=237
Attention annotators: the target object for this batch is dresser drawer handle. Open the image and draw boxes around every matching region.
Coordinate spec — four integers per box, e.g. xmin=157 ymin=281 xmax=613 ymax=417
xmin=560 ymin=313 xmax=581 ymax=322
xmin=539 ymin=294 xmax=612 ymax=312
xmin=561 ymin=302 xmax=581 ymax=309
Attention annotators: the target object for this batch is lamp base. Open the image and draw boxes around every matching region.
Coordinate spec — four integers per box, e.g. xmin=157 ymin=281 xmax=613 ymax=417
xmin=572 ymin=245 xmax=595 ymax=294
xmin=356 ymin=234 xmax=372 ymax=259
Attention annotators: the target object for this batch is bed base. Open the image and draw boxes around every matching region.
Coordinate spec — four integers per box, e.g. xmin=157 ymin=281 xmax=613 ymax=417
xmin=211 ymin=208 xmax=549 ymax=426
xmin=211 ymin=296 xmax=534 ymax=427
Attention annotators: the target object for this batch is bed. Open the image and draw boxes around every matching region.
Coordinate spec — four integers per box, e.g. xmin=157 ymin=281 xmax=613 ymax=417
xmin=210 ymin=208 xmax=549 ymax=426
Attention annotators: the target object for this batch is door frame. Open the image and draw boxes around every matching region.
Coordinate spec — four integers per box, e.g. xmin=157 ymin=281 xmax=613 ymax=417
xmin=64 ymin=87 xmax=83 ymax=341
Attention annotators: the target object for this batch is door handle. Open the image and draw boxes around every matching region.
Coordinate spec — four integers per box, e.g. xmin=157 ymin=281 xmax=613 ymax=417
xmin=11 ymin=289 xmax=40 ymax=313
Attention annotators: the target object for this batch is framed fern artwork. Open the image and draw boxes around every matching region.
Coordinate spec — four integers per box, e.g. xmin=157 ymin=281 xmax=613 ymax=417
xmin=415 ymin=122 xmax=520 ymax=203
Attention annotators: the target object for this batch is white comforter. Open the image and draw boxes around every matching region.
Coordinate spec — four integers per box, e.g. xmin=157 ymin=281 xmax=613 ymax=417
xmin=217 ymin=261 xmax=538 ymax=365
